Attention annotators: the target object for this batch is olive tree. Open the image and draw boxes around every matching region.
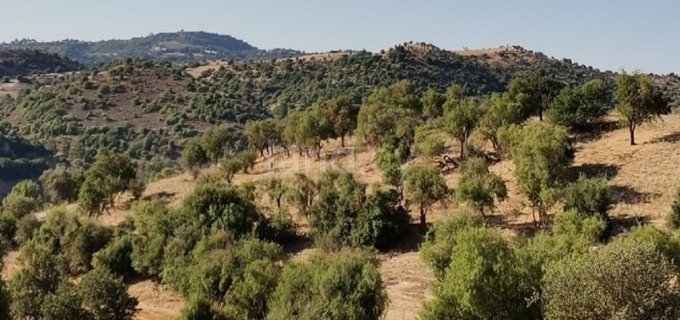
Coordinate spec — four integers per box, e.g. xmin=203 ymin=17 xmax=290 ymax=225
xmin=404 ymin=164 xmax=449 ymax=227
xmin=615 ymin=72 xmax=670 ymax=145
xmin=442 ymin=97 xmax=483 ymax=157
xmin=455 ymin=157 xmax=507 ymax=217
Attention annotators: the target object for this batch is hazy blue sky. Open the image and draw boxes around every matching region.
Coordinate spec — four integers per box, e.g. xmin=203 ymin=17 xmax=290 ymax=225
xmin=2 ymin=0 xmax=678 ymax=73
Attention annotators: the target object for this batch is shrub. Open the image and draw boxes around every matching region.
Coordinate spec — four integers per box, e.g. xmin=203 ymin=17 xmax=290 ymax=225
xmin=257 ymin=209 xmax=296 ymax=245
xmin=77 ymin=267 xmax=138 ymax=320
xmin=547 ymin=79 xmax=609 ymax=128
xmin=92 ymin=235 xmax=135 ymax=278
xmin=543 ymin=239 xmax=680 ymax=319
xmin=563 ymin=175 xmax=611 ymax=220
xmin=668 ymin=187 xmax=680 ymax=229
xmin=0 ymin=214 xmax=17 ymax=246
xmin=455 ymin=157 xmax=507 ymax=217
xmin=268 ymin=250 xmax=387 ymax=320
xmin=1 ymin=180 xmax=42 ymax=219
xmin=350 ymin=188 xmax=410 ymax=250
xmin=421 ymin=226 xmax=537 ymax=319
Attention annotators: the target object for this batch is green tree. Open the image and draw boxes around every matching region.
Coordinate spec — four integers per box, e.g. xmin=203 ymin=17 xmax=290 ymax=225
xmin=1 ymin=180 xmax=42 ymax=219
xmin=200 ymin=125 xmax=242 ymax=163
xmin=321 ymin=95 xmax=355 ymax=147
xmin=414 ymin=125 xmax=445 ymax=158
xmin=181 ymin=139 xmax=210 ymax=179
xmin=543 ymin=239 xmax=680 ymax=319
xmin=244 ymin=120 xmax=269 ymax=157
xmin=421 ymin=226 xmax=537 ymax=319
xmin=455 ymin=157 xmax=507 ymax=217
xmin=615 ymin=72 xmax=670 ymax=145
xmin=442 ymin=97 xmax=483 ymax=157
xmin=404 ymin=164 xmax=449 ymax=227
xmin=78 ymin=149 xmax=136 ymax=216
xmin=563 ymin=175 xmax=611 ymax=220
xmin=421 ymin=88 xmax=446 ymax=119
xmin=507 ymin=73 xmax=563 ymax=121
xmin=265 ymin=178 xmax=287 ymax=208
xmin=356 ymin=81 xmax=420 ymax=151
xmin=40 ymin=166 xmax=84 ymax=204
xmin=547 ymin=79 xmax=609 ymax=128
xmin=286 ymin=173 xmax=316 ymax=217
xmin=501 ymin=123 xmax=573 ymax=227
xmin=41 ymin=283 xmax=90 ymax=320
xmin=376 ymin=144 xmax=405 ymax=194
xmin=268 ymin=250 xmax=387 ymax=320
xmin=78 ymin=267 xmax=138 ymax=320
xmin=478 ymin=92 xmax=525 ymax=155
xmin=220 ymin=157 xmax=243 ymax=184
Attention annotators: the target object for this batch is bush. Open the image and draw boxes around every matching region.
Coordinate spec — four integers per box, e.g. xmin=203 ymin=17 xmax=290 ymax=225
xmin=268 ymin=250 xmax=387 ymax=320
xmin=421 ymin=226 xmax=537 ymax=319
xmin=547 ymin=79 xmax=609 ymax=128
xmin=92 ymin=235 xmax=135 ymax=278
xmin=350 ymin=189 xmax=410 ymax=250
xmin=0 ymin=214 xmax=17 ymax=246
xmin=543 ymin=239 xmax=680 ymax=319
xmin=77 ymin=268 xmax=138 ymax=320
xmin=668 ymin=187 xmax=680 ymax=229
xmin=1 ymin=180 xmax=42 ymax=219
xmin=257 ymin=209 xmax=296 ymax=244
xmin=40 ymin=166 xmax=83 ymax=204
xmin=563 ymin=175 xmax=611 ymax=220
xmin=14 ymin=214 xmax=40 ymax=245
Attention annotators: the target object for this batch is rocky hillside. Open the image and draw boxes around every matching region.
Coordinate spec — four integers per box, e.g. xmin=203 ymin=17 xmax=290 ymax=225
xmin=0 ymin=31 xmax=300 ymax=65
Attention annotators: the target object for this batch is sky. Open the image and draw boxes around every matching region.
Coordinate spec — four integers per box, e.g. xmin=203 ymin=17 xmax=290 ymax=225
xmin=2 ymin=0 xmax=679 ymax=74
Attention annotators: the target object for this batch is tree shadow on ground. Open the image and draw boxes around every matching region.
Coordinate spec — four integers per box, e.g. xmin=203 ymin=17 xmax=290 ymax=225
xmin=570 ymin=163 xmax=620 ymax=180
xmin=647 ymin=131 xmax=680 ymax=144
xmin=386 ymin=223 xmax=427 ymax=254
xmin=142 ymin=191 xmax=177 ymax=202
xmin=570 ymin=120 xmax=620 ymax=144
xmin=610 ymin=185 xmax=661 ymax=205
xmin=485 ymin=213 xmax=539 ymax=237
xmin=606 ymin=214 xmax=651 ymax=238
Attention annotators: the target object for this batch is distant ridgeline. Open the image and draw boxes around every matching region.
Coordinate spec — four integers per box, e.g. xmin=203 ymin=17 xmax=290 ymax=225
xmin=0 ymin=31 xmax=301 ymax=66
xmin=0 ymin=131 xmax=51 ymax=197
xmin=0 ymin=49 xmax=82 ymax=78
xmin=0 ymin=41 xmax=678 ymax=187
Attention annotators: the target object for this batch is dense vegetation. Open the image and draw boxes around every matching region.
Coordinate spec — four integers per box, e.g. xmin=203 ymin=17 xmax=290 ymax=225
xmin=0 ymin=49 xmax=81 ymax=78
xmin=0 ymin=31 xmax=300 ymax=66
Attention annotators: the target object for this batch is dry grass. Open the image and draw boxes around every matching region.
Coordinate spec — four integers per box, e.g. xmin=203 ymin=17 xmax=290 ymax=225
xmin=5 ymin=111 xmax=680 ymax=319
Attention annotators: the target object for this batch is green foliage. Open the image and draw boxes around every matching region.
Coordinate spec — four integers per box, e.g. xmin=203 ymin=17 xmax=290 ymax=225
xmin=442 ymin=96 xmax=483 ymax=156
xmin=563 ymin=175 xmax=611 ymax=219
xmin=547 ymin=79 xmax=609 ymax=128
xmin=507 ymin=73 xmax=564 ymax=121
xmin=478 ymin=92 xmax=526 ymax=154
xmin=78 ymin=149 xmax=137 ymax=215
xmin=220 ymin=157 xmax=244 ymax=183
xmin=285 ymin=173 xmax=316 ymax=216
xmin=257 ymin=208 xmax=296 ymax=245
xmin=615 ymin=72 xmax=670 ymax=145
xmin=1 ymin=179 xmax=42 ymax=219
xmin=0 ymin=213 xmax=17 ymax=245
xmin=77 ymin=267 xmax=138 ymax=320
xmin=421 ymin=88 xmax=446 ymax=118
xmin=30 ymin=209 xmax=112 ymax=275
xmin=375 ymin=144 xmax=405 ymax=189
xmin=179 ymin=298 xmax=226 ymax=320
xmin=668 ymin=187 xmax=680 ymax=229
xmin=265 ymin=178 xmax=287 ymax=208
xmin=356 ymin=81 xmax=420 ymax=152
xmin=351 ymin=189 xmax=411 ymax=250
xmin=421 ymin=225 xmax=538 ymax=320
xmin=181 ymin=139 xmax=210 ymax=178
xmin=92 ymin=235 xmax=135 ymax=278
xmin=40 ymin=166 xmax=84 ymax=204
xmin=414 ymin=125 xmax=445 ymax=158
xmin=543 ymin=239 xmax=680 ymax=319
xmin=181 ymin=180 xmax=261 ymax=238
xmin=455 ymin=157 xmax=507 ymax=216
xmin=268 ymin=250 xmax=387 ymax=320
xmin=403 ymin=164 xmax=449 ymax=226
xmin=420 ymin=212 xmax=485 ymax=279
xmin=501 ymin=123 xmax=573 ymax=225
xmin=41 ymin=283 xmax=91 ymax=320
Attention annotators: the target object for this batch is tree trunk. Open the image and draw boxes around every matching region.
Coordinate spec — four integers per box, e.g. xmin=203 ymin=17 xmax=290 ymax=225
xmin=538 ymin=109 xmax=543 ymax=121
xmin=276 ymin=197 xmax=281 ymax=208
xmin=341 ymin=134 xmax=345 ymax=147
xmin=629 ymin=123 xmax=636 ymax=145
xmin=420 ymin=207 xmax=427 ymax=229
xmin=459 ymin=137 xmax=465 ymax=158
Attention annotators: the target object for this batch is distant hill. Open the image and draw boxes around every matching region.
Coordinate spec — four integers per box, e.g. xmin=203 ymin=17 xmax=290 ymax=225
xmin=0 ymin=49 xmax=81 ymax=78
xmin=0 ymin=31 xmax=301 ymax=65
xmin=1 ymin=41 xmax=678 ymax=173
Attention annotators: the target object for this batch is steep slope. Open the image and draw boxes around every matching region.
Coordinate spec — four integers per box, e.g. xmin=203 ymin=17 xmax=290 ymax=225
xmin=1 ymin=31 xmax=300 ymax=65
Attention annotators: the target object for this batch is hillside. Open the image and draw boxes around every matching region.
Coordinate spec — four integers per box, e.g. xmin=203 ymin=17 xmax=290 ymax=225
xmin=0 ymin=31 xmax=301 ymax=65
xmin=1 ymin=42 xmax=678 ymax=184
xmin=0 ymin=49 xmax=81 ymax=78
